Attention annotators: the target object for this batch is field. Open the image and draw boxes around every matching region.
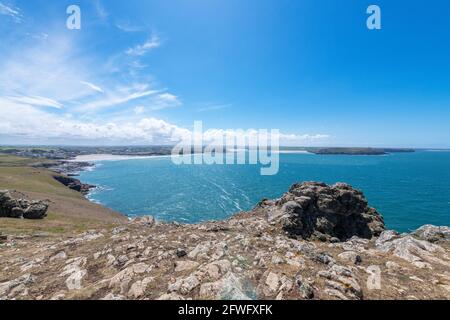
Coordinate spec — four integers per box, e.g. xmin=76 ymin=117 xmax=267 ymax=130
xmin=0 ymin=154 xmax=126 ymax=235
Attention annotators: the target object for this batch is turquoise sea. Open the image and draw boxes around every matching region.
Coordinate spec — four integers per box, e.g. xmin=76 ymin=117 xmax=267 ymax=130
xmin=78 ymin=151 xmax=450 ymax=233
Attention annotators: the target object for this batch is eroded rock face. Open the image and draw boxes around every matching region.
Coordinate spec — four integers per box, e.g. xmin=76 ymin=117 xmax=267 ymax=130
xmin=52 ymin=176 xmax=94 ymax=195
xmin=0 ymin=190 xmax=48 ymax=220
xmin=262 ymin=182 xmax=385 ymax=241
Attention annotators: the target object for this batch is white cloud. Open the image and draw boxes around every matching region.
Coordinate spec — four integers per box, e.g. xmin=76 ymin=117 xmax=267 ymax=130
xmin=116 ymin=22 xmax=142 ymax=33
xmin=126 ymin=35 xmax=161 ymax=56
xmin=200 ymin=129 xmax=330 ymax=146
xmin=80 ymin=81 xmax=104 ymax=93
xmin=7 ymin=95 xmax=63 ymax=109
xmin=0 ymin=99 xmax=329 ymax=146
xmin=0 ymin=99 xmax=190 ymax=144
xmin=0 ymin=2 xmax=22 ymax=22
xmin=151 ymin=93 xmax=181 ymax=110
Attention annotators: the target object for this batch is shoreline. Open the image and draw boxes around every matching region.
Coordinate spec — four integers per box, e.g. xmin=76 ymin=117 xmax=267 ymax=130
xmin=69 ymin=154 xmax=174 ymax=162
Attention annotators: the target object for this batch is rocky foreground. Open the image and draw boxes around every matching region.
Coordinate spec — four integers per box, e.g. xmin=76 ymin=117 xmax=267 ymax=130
xmin=0 ymin=182 xmax=449 ymax=300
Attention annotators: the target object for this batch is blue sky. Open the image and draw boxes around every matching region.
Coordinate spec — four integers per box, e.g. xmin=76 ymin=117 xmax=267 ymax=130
xmin=0 ymin=0 xmax=449 ymax=147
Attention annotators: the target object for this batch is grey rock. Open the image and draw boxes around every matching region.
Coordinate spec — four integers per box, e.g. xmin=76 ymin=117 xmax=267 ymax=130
xmin=413 ymin=225 xmax=450 ymax=243
xmin=263 ymin=182 xmax=385 ymax=241
xmin=295 ymin=275 xmax=314 ymax=299
xmin=338 ymin=251 xmax=362 ymax=265
xmin=0 ymin=190 xmax=48 ymax=219
xmin=200 ymin=272 xmax=252 ymax=300
xmin=311 ymin=253 xmax=335 ymax=265
xmin=176 ymin=248 xmax=187 ymax=258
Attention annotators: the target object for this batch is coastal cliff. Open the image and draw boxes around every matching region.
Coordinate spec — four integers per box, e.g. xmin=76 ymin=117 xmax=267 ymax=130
xmin=1 ymin=182 xmax=449 ymax=300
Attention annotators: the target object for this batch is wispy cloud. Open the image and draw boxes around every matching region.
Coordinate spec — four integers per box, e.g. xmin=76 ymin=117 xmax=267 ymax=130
xmin=116 ymin=21 xmax=143 ymax=33
xmin=94 ymin=0 xmax=108 ymax=22
xmin=81 ymin=81 xmax=104 ymax=93
xmin=0 ymin=2 xmax=22 ymax=22
xmin=134 ymin=106 xmax=145 ymax=115
xmin=76 ymin=89 xmax=160 ymax=112
xmin=150 ymin=93 xmax=182 ymax=110
xmin=197 ymin=104 xmax=232 ymax=112
xmin=126 ymin=34 xmax=161 ymax=56
xmin=7 ymin=95 xmax=63 ymax=109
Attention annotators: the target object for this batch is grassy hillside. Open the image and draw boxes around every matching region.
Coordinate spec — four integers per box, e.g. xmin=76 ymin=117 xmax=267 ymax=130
xmin=0 ymin=154 xmax=126 ymax=235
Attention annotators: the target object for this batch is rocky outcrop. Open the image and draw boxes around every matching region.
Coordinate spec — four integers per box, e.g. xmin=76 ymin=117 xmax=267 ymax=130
xmin=0 ymin=190 xmax=48 ymax=220
xmin=0 ymin=182 xmax=448 ymax=300
xmin=259 ymin=182 xmax=385 ymax=241
xmin=412 ymin=225 xmax=450 ymax=243
xmin=53 ymin=175 xmax=95 ymax=195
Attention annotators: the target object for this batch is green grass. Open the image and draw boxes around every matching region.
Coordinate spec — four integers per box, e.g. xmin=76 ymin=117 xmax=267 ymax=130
xmin=0 ymin=154 xmax=126 ymax=235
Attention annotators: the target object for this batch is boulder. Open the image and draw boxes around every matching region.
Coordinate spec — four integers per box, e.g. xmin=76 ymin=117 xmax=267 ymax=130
xmin=263 ymin=182 xmax=385 ymax=241
xmin=0 ymin=190 xmax=48 ymax=219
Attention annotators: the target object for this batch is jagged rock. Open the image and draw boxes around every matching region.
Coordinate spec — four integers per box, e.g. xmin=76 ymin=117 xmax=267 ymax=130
xmin=101 ymin=293 xmax=126 ymax=300
xmin=174 ymin=260 xmax=200 ymax=272
xmin=0 ymin=190 xmax=48 ymax=219
xmin=264 ymin=272 xmax=280 ymax=295
xmin=376 ymin=231 xmax=449 ymax=269
xmin=53 ymin=175 xmax=94 ymax=195
xmin=295 ymin=275 xmax=315 ymax=299
xmin=385 ymin=261 xmax=401 ymax=272
xmin=109 ymin=263 xmax=152 ymax=295
xmin=132 ymin=216 xmax=155 ymax=227
xmin=50 ymin=251 xmax=67 ymax=262
xmin=0 ymin=274 xmax=34 ymax=298
xmin=262 ymin=182 xmax=385 ymax=241
xmin=158 ymin=293 xmax=186 ymax=300
xmin=65 ymin=268 xmax=87 ymax=290
xmin=59 ymin=257 xmax=88 ymax=290
xmin=413 ymin=225 xmax=450 ymax=243
xmin=338 ymin=251 xmax=362 ymax=265
xmin=311 ymin=252 xmax=336 ymax=265
xmin=128 ymin=277 xmax=154 ymax=298
xmin=201 ymin=260 xmax=232 ymax=281
xmin=200 ymin=272 xmax=252 ymax=300
xmin=318 ymin=264 xmax=363 ymax=300
xmin=180 ymin=275 xmax=200 ymax=295
xmin=188 ymin=243 xmax=211 ymax=260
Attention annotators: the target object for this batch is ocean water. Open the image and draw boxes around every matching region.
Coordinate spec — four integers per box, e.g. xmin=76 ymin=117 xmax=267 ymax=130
xmin=78 ymin=151 xmax=450 ymax=233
